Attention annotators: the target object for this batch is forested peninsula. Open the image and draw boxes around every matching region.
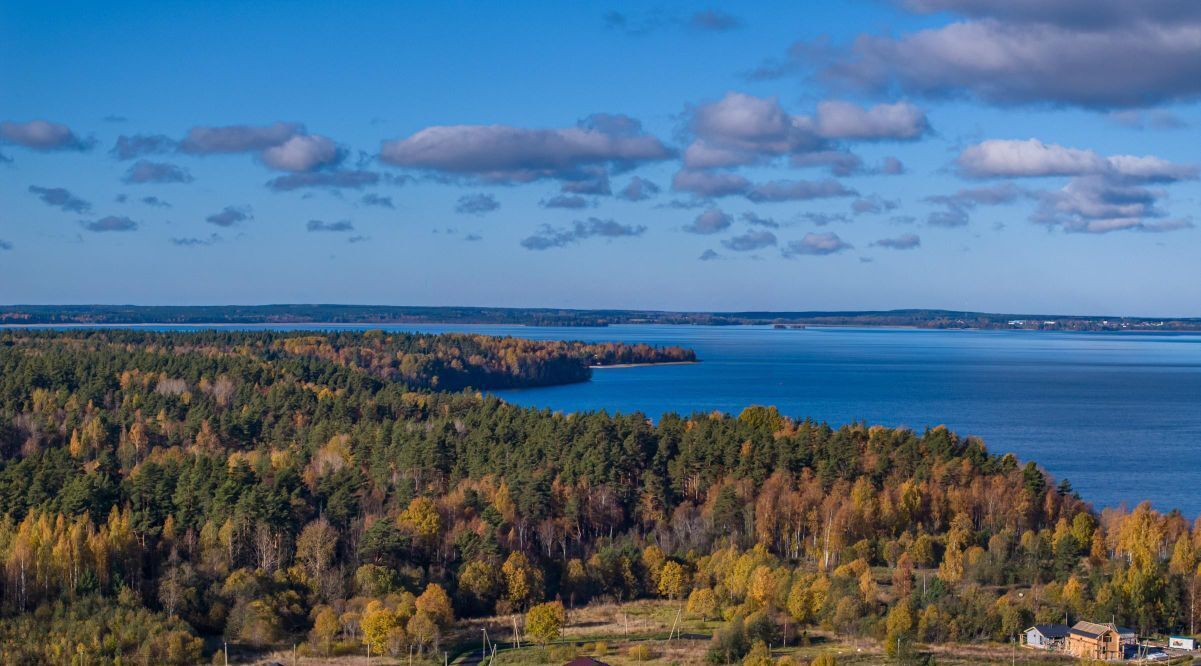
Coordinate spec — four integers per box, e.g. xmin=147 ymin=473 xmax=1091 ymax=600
xmin=0 ymin=330 xmax=1195 ymax=664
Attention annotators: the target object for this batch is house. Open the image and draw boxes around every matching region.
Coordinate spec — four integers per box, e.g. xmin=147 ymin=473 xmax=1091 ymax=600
xmin=1067 ymin=621 xmax=1134 ymax=660
xmin=1024 ymin=624 xmax=1071 ymax=650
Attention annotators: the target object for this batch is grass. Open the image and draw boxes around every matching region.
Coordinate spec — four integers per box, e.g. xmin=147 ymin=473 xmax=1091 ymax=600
xmin=245 ymin=599 xmax=1087 ymax=665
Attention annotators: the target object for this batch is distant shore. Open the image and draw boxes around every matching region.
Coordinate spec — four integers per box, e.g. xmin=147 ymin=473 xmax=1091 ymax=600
xmin=591 ymin=360 xmax=700 ymax=369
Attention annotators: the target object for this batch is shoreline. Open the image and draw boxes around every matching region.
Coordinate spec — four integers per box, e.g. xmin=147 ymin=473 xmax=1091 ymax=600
xmin=590 ymin=360 xmax=700 ymax=369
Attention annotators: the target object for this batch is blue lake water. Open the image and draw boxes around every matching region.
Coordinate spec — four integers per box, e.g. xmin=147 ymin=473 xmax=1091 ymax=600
xmin=15 ymin=324 xmax=1201 ymax=516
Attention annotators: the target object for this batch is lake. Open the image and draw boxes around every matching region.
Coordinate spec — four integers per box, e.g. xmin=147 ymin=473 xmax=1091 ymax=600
xmin=13 ymin=323 xmax=1201 ymax=516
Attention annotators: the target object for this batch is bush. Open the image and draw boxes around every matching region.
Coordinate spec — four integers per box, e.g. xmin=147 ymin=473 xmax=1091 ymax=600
xmin=707 ymin=616 xmax=750 ymax=664
xmin=627 ymin=643 xmax=655 ymax=661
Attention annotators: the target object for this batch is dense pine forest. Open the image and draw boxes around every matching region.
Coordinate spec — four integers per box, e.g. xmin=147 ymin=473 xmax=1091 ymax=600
xmin=0 ymin=329 xmax=1196 ymax=664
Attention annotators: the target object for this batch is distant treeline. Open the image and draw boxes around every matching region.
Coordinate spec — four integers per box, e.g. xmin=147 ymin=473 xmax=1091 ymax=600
xmin=2 ymin=304 xmax=1198 ymax=331
xmin=0 ymin=329 xmax=695 ymax=392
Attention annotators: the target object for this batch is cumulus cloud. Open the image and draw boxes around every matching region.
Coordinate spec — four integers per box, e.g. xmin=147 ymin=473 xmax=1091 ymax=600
xmin=790 ymin=150 xmax=864 ymax=176
xmin=928 ymin=182 xmax=1027 ymax=207
xmin=742 ymin=212 xmax=779 ymax=228
xmin=361 ymin=193 xmax=394 ymax=208
xmin=801 ymin=212 xmax=852 ymax=226
xmin=379 ymin=114 xmax=673 ymax=183
xmin=685 ymin=92 xmax=822 ymax=169
xmin=672 ymin=169 xmax=752 ymax=197
xmin=683 ymin=93 xmax=929 ymax=170
xmin=684 ymin=208 xmax=733 ymax=234
xmin=455 ymin=193 xmax=500 ymax=215
xmin=171 ymin=234 xmax=221 ymax=247
xmin=110 ymin=134 xmax=177 ymax=160
xmin=260 ymin=134 xmax=342 ymax=172
xmin=521 ymin=217 xmax=645 ymax=249
xmin=266 ymin=170 xmax=381 ymax=191
xmin=851 ymin=194 xmax=899 ymax=215
xmin=722 ymin=229 xmax=778 ymax=251
xmin=745 ymin=178 xmax=856 ymax=203
xmin=306 ymin=219 xmax=355 ymax=232
xmin=698 ymin=249 xmax=720 ymax=261
xmin=177 ymin=121 xmax=347 ymax=174
xmin=802 ymin=2 xmax=1201 ymax=108
xmin=141 ymin=196 xmax=170 ymax=208
xmin=617 ymin=176 xmax=660 ymax=201
xmin=541 ymin=194 xmax=591 ymax=209
xmin=680 ymin=170 xmax=853 ymax=207
xmin=782 ymin=232 xmax=853 ymax=256
xmin=927 ymin=208 xmax=970 ymax=227
xmin=0 ymin=240 xmax=12 ymax=251
xmin=28 ymin=186 xmax=92 ymax=213
xmin=0 ymin=120 xmax=92 ymax=151
xmin=881 ymin=156 xmax=905 ymax=174
xmin=560 ymin=171 xmax=612 ymax=195
xmin=206 ymin=206 xmax=252 ymax=227
xmin=958 ymin=139 xmax=1197 ymax=182
xmin=123 ymin=160 xmax=193 ymax=184
xmin=954 ymin=140 xmax=1196 ymax=232
xmin=871 ymin=233 xmax=922 ymax=249
xmin=179 ymin=121 xmax=303 ymax=154
xmin=81 ymin=216 xmax=138 ymax=232
xmin=813 ymin=100 xmax=930 ymax=140
xmin=924 ymin=182 xmax=1028 ymax=227
xmin=1030 ymin=176 xmax=1193 ymax=233
xmin=903 ymin=1 xmax=1201 ymax=33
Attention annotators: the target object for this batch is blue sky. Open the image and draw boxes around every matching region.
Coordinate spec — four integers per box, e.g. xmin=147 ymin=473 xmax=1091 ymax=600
xmin=2 ymin=1 xmax=1199 ymax=315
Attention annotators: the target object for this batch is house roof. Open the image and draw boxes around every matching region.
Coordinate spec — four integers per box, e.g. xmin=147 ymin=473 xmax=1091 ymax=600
xmin=1071 ymin=621 xmax=1116 ymax=639
xmin=1028 ymin=624 xmax=1071 ymax=639
xmin=1069 ymin=621 xmax=1139 ymax=640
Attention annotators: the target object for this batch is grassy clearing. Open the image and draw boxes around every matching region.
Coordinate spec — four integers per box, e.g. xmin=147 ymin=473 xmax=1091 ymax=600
xmin=245 ymin=599 xmax=1086 ymax=665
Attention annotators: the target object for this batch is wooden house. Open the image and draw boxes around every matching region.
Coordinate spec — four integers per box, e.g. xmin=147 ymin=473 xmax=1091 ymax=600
xmin=1067 ymin=621 xmax=1132 ymax=660
xmin=1024 ymin=624 xmax=1070 ymax=650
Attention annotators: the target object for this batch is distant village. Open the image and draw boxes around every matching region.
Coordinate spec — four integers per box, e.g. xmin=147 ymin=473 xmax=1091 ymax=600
xmin=1025 ymin=621 xmax=1196 ymax=661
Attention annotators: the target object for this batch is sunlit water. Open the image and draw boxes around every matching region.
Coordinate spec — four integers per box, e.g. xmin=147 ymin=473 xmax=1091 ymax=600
xmin=14 ymin=323 xmax=1201 ymax=516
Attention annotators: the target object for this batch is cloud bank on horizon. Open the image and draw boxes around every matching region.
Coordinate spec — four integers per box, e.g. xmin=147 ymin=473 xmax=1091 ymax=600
xmin=1 ymin=1 xmax=1198 ymax=313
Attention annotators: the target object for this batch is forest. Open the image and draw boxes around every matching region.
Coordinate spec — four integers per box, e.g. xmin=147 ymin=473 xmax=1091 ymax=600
xmin=0 ymin=329 xmax=1196 ymax=664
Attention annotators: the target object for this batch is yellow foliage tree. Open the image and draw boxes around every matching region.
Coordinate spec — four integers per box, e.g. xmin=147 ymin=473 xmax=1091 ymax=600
xmin=399 ymin=497 xmax=442 ymax=539
xmin=526 ymin=600 xmax=566 ymax=645
xmin=415 ymin=582 xmax=454 ymax=629
xmin=502 ymin=551 xmax=543 ymax=609
xmin=309 ymin=605 xmax=339 ymax=656
xmin=361 ymin=600 xmax=399 ymax=655
xmin=686 ymin=587 xmax=717 ymax=620
xmin=658 ymin=561 xmax=687 ymax=600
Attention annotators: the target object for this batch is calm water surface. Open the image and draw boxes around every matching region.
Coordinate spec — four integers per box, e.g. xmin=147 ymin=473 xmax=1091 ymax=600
xmin=19 ymin=324 xmax=1201 ymax=516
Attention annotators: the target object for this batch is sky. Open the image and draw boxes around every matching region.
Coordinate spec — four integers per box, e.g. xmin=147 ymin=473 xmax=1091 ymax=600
xmin=1 ymin=1 xmax=1199 ymax=316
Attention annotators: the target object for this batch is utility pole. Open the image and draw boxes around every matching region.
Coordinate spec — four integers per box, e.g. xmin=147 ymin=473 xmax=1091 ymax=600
xmin=223 ymin=641 xmax=228 ymax=666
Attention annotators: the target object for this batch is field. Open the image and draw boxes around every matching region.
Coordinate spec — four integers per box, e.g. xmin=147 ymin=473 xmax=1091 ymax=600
xmin=247 ymin=600 xmax=1083 ymax=666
